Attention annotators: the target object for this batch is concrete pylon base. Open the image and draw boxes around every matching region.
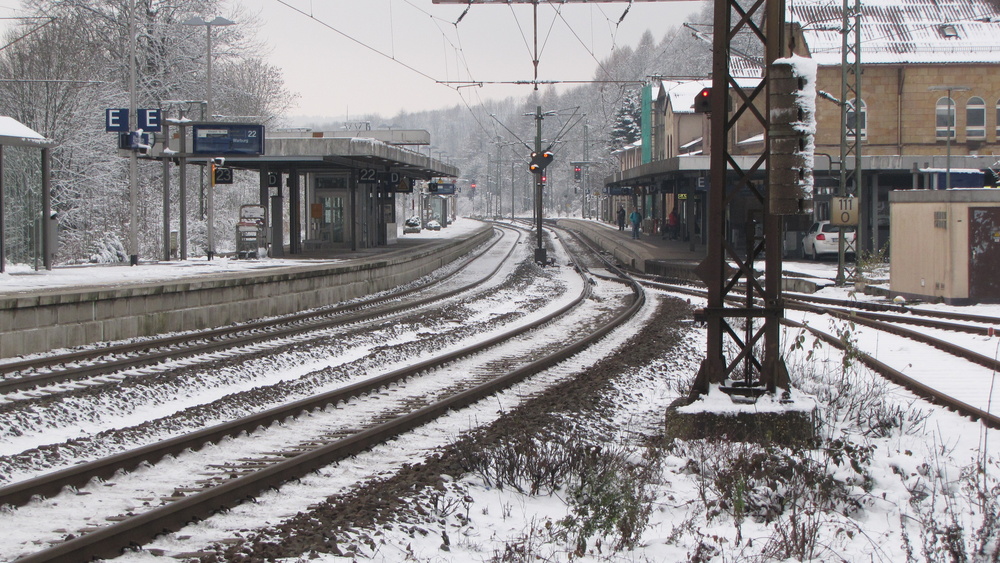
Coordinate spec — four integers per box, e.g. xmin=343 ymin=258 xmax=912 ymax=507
xmin=664 ymin=389 xmax=819 ymax=445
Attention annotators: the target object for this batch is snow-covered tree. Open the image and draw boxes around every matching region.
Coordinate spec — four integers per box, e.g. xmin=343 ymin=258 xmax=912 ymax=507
xmin=608 ymin=89 xmax=642 ymax=151
xmin=0 ymin=0 xmax=294 ymax=264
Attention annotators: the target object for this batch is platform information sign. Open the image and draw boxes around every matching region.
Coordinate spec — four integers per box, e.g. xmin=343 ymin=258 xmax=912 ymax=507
xmin=192 ymin=124 xmax=265 ymax=155
xmin=428 ymin=178 xmax=456 ymax=194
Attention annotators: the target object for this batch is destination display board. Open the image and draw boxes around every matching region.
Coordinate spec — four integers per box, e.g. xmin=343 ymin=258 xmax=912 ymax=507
xmin=428 ymin=178 xmax=456 ymax=194
xmin=192 ymin=124 xmax=265 ymax=155
xmin=605 ymin=186 xmax=633 ymax=196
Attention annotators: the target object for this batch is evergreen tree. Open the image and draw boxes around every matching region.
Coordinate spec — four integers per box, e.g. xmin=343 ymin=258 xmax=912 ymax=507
xmin=608 ymin=89 xmax=642 ymax=151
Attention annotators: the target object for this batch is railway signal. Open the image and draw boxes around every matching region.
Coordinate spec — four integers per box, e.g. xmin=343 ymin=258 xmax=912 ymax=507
xmin=694 ymin=87 xmax=712 ymax=113
xmin=528 ymin=150 xmax=553 ymax=173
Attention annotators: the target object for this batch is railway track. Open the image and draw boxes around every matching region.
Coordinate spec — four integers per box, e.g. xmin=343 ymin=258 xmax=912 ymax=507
xmin=633 ymin=274 xmax=1000 ymax=429
xmin=2 ymin=222 xmax=646 ymax=562
xmin=0 ymin=227 xmax=517 ymax=398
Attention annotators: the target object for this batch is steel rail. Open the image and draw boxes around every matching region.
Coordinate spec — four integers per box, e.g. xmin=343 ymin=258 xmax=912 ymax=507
xmin=785 ymin=300 xmax=1000 ymax=375
xmin=12 ymin=230 xmax=645 ymax=563
xmin=0 ymin=228 xmax=515 ymax=394
xmin=785 ymin=290 xmax=1000 ymax=327
xmin=784 ymin=317 xmax=1000 ymax=430
xmin=636 ymin=277 xmax=1000 ymax=428
xmin=0 ymin=228 xmax=524 ymax=508
xmin=634 ymin=267 xmax=1000 ymax=329
xmin=635 ymin=273 xmax=1000 ymax=335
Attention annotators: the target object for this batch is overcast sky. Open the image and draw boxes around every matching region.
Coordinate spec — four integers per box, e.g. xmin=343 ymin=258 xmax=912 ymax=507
xmin=236 ymin=0 xmax=706 ymax=123
xmin=0 ymin=0 xmax=706 ymax=123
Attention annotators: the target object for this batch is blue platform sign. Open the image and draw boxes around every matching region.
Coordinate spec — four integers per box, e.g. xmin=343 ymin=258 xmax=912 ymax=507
xmin=192 ymin=124 xmax=265 ymax=155
xmin=106 ymin=108 xmax=129 ymax=132
xmin=428 ymin=182 xmax=456 ymax=195
xmin=138 ymin=109 xmax=162 ymax=132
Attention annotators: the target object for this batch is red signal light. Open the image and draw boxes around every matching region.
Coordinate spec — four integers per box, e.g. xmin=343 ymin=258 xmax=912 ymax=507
xmin=694 ymin=87 xmax=712 ymax=113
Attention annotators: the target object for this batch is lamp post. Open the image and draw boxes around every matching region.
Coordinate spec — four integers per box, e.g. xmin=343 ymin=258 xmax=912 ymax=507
xmin=182 ymin=15 xmax=235 ymax=260
xmin=128 ymin=0 xmax=138 ymax=265
xmin=929 ymin=85 xmax=970 ymax=190
xmin=182 ymin=16 xmax=234 ymax=121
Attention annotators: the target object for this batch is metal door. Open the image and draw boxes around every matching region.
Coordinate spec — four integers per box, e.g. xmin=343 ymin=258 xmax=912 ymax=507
xmin=969 ymin=207 xmax=1000 ymax=300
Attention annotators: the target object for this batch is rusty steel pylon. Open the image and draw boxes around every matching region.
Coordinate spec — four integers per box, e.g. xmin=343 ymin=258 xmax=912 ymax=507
xmin=689 ymin=0 xmax=797 ymax=400
xmin=430 ymin=0 xmax=801 ymax=400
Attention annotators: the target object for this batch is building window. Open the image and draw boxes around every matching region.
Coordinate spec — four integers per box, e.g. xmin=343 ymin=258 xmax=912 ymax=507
xmin=846 ymin=98 xmax=867 ymax=141
xmin=934 ymin=211 xmax=947 ymax=229
xmin=938 ymin=24 xmax=960 ymax=38
xmin=936 ymin=97 xmax=957 ymax=140
xmin=967 ymin=97 xmax=985 ymax=140
xmin=995 ymin=99 xmax=1000 ymax=138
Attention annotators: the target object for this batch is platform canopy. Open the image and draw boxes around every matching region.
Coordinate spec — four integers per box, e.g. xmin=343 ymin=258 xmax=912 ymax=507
xmin=0 ymin=116 xmax=56 ymax=273
xmin=0 ymin=116 xmax=55 ymax=148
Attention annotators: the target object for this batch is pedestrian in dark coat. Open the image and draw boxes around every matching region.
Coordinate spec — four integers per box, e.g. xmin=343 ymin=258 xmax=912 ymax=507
xmin=617 ymin=206 xmax=626 ymax=231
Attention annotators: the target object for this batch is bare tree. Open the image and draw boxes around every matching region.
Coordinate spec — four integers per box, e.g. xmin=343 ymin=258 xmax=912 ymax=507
xmin=0 ymin=0 xmax=294 ymax=263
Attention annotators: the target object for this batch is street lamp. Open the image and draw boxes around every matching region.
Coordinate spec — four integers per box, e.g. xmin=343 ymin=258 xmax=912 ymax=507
xmin=182 ymin=15 xmax=234 ymax=260
xmin=929 ymin=85 xmax=970 ymax=190
xmin=182 ymin=16 xmax=235 ymax=121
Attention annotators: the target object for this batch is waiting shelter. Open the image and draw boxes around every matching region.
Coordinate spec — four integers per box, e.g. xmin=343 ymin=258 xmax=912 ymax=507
xmin=0 ymin=116 xmax=57 ymax=272
xmin=154 ymin=126 xmax=456 ymax=258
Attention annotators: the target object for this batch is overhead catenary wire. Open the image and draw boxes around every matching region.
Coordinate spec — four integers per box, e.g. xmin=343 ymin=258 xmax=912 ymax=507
xmin=0 ymin=16 xmax=55 ymax=53
xmin=269 ymin=0 xmax=664 ymax=161
xmin=547 ymin=5 xmax=616 ymax=82
xmin=272 ymin=0 xmax=442 ymax=86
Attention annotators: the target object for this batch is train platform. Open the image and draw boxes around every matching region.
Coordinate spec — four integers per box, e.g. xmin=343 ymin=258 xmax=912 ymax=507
xmin=0 ymin=220 xmax=493 ymax=359
xmin=0 ymin=219 xmax=488 ymax=298
xmin=556 ymin=218 xmax=835 ymax=294
xmin=555 ymin=218 xmax=707 ymax=280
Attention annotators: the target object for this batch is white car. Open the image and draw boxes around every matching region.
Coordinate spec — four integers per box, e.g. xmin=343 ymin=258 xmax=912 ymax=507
xmin=402 ymin=216 xmax=421 ymax=234
xmin=425 ymin=220 xmax=442 ymax=231
xmin=802 ymin=221 xmax=855 ymax=260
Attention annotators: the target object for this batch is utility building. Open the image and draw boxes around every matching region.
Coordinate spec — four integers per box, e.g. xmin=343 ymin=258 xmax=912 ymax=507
xmin=890 ymin=189 xmax=1000 ymax=304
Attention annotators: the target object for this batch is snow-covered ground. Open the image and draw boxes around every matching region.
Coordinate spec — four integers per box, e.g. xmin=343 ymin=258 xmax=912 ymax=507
xmin=0 ymin=219 xmax=483 ymax=295
xmin=4 ymin=223 xmax=1000 ymax=562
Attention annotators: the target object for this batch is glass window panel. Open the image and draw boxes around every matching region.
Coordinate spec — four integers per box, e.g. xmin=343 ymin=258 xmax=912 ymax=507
xmin=936 ymin=97 xmax=956 ymax=139
xmin=968 ymin=97 xmax=985 ymax=140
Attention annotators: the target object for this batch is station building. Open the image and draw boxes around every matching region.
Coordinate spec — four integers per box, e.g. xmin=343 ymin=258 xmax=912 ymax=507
xmin=605 ymin=0 xmax=1000 ymax=258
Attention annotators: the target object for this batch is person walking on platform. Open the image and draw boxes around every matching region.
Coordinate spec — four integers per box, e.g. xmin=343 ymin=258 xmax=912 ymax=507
xmin=668 ymin=209 xmax=679 ymax=240
xmin=629 ymin=209 xmax=642 ymax=240
xmin=617 ymin=206 xmax=626 ymax=231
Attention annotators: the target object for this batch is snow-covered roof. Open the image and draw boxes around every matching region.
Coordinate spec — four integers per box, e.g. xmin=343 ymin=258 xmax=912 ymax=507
xmin=658 ymin=77 xmax=763 ymax=114
xmin=788 ymin=0 xmax=1000 ymax=65
xmin=0 ymin=116 xmax=54 ymax=147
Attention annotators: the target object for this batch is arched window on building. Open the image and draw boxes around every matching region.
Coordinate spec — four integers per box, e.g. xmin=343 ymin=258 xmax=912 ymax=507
xmin=995 ymin=99 xmax=1000 ymax=139
xmin=846 ymin=98 xmax=867 ymax=141
xmin=967 ymin=97 xmax=986 ymax=140
xmin=936 ymin=97 xmax=957 ymax=140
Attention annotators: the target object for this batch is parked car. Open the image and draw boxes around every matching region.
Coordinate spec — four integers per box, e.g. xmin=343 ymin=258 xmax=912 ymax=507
xmin=425 ymin=219 xmax=442 ymax=231
xmin=403 ymin=216 xmax=421 ymax=234
xmin=802 ymin=220 xmax=855 ymax=260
